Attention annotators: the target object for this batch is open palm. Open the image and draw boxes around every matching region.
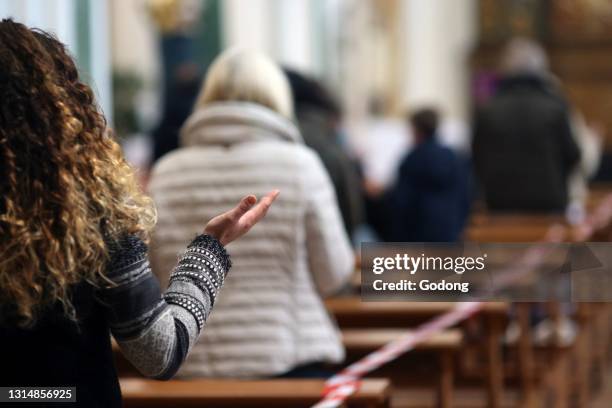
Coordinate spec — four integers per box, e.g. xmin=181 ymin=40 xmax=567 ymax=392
xmin=203 ymin=190 xmax=280 ymax=246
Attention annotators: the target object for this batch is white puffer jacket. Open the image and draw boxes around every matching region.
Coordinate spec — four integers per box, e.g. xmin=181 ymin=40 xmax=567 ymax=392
xmin=149 ymin=102 xmax=353 ymax=378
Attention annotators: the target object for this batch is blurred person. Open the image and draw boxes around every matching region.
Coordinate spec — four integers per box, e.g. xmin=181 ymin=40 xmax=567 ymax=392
xmin=285 ymin=69 xmax=364 ymax=239
xmin=472 ymin=37 xmax=580 ymax=212
xmin=383 ymin=108 xmax=471 ymax=242
xmin=0 ymin=19 xmax=276 ymax=407
xmin=149 ymin=49 xmax=354 ymax=378
xmin=147 ymin=0 xmax=203 ymax=97
xmin=474 ymin=39 xmax=582 ymax=346
xmin=148 ymin=0 xmax=204 ymax=162
xmin=152 ymin=62 xmax=201 ymax=161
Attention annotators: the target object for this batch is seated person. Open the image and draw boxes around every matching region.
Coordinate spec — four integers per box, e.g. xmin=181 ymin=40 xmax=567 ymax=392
xmin=149 ymin=49 xmax=354 ymax=378
xmin=285 ymin=69 xmax=365 ymax=240
xmin=472 ymin=38 xmax=580 ymax=212
xmin=385 ymin=108 xmax=470 ymax=242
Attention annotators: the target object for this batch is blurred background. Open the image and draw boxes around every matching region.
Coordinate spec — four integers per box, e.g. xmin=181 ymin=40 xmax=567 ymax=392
xmin=3 ymin=0 xmax=610 ymax=237
xmin=0 ymin=0 xmax=612 ymax=172
xmin=2 ymin=0 xmax=611 ymax=211
xmin=0 ymin=0 xmax=476 ymax=175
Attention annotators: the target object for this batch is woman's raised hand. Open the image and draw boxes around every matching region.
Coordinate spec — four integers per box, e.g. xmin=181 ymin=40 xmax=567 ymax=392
xmin=203 ymin=190 xmax=280 ymax=246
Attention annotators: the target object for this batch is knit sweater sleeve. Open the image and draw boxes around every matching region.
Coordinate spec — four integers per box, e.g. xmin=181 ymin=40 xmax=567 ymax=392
xmin=97 ymin=234 xmax=230 ymax=380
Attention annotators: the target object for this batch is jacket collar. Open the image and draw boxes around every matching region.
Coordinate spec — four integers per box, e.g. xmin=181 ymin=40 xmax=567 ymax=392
xmin=180 ymin=102 xmax=302 ymax=147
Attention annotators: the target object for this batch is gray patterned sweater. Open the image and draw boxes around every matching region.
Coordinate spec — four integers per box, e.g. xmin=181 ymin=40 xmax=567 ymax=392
xmin=104 ymin=233 xmax=231 ymax=379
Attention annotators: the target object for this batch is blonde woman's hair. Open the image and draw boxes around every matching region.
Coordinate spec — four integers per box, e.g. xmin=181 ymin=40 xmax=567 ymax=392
xmin=196 ymin=48 xmax=294 ymax=118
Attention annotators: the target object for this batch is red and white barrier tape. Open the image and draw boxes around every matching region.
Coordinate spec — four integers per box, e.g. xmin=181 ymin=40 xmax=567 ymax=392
xmin=314 ymin=302 xmax=482 ymax=408
xmin=313 ymin=193 xmax=612 ymax=408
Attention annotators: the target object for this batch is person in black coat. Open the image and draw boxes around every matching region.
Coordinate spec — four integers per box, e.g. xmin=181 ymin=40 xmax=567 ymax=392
xmin=386 ymin=108 xmax=471 ymax=242
xmin=152 ymin=63 xmax=201 ymax=162
xmin=472 ymin=38 xmax=580 ymax=212
xmin=285 ymin=69 xmax=365 ymax=239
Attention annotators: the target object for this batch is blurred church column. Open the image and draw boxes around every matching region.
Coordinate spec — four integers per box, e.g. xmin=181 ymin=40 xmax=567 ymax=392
xmin=400 ymin=0 xmax=477 ymax=121
xmin=337 ymin=0 xmax=374 ymax=147
xmin=220 ymin=0 xmax=318 ymax=74
xmin=274 ymin=0 xmax=316 ymax=73
xmin=220 ymin=0 xmax=273 ymax=54
xmin=0 ymin=0 xmax=112 ymax=121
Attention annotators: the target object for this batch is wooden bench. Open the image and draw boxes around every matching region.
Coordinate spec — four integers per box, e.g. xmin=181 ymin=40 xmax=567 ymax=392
xmin=327 ymin=298 xmax=508 ymax=408
xmin=463 ymin=213 xmax=572 ymax=407
xmin=115 ymin=329 xmax=459 ymax=407
xmin=342 ymin=329 xmax=462 ymax=408
xmin=342 ymin=328 xmax=462 ymax=352
xmin=465 ymin=213 xmax=569 ymax=242
xmin=467 ymin=186 xmax=612 ymax=243
xmin=586 ymin=184 xmax=612 ymax=212
xmin=326 ymin=298 xmax=508 ymax=328
xmin=120 ymin=377 xmax=391 ymax=408
xmin=462 ymin=206 xmax=612 ymax=407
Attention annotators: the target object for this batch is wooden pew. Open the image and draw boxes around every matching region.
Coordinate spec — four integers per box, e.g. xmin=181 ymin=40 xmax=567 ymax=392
xmin=578 ymin=186 xmax=612 ymax=404
xmin=467 ymin=185 xmax=612 ymax=243
xmin=327 ymin=298 xmax=508 ymax=408
xmin=464 ymin=213 xmax=572 ymax=407
xmin=586 ymin=183 xmax=612 ymax=212
xmin=115 ymin=329 xmax=460 ymax=407
xmin=465 ymin=213 xmax=569 ymax=242
xmin=326 ymin=298 xmax=508 ymax=328
xmin=462 ymin=204 xmax=612 ymax=408
xmin=120 ymin=377 xmax=391 ymax=408
xmin=342 ymin=328 xmax=462 ymax=353
xmin=342 ymin=329 xmax=462 ymax=408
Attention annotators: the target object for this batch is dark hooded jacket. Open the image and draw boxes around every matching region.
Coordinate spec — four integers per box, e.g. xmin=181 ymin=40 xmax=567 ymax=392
xmin=387 ymin=138 xmax=470 ymax=242
xmin=472 ymin=74 xmax=580 ymax=211
xmin=296 ymin=107 xmax=364 ymax=237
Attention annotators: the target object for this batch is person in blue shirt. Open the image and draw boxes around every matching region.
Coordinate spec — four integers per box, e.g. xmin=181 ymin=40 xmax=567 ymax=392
xmin=387 ymin=108 xmax=471 ymax=242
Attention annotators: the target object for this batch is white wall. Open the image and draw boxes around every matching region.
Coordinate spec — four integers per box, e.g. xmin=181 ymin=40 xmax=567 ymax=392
xmin=0 ymin=0 xmax=112 ymax=122
xmin=0 ymin=0 xmax=77 ymax=51
xmin=218 ymin=0 xmax=478 ymax=121
xmin=400 ymin=0 xmax=477 ymax=120
xmin=220 ymin=0 xmax=318 ymax=73
xmin=221 ymin=0 xmax=273 ymax=54
xmin=88 ymin=0 xmax=112 ymax=121
xmin=110 ymin=0 xmax=159 ymax=86
xmin=274 ymin=0 xmax=315 ymax=72
xmin=109 ymin=0 xmax=162 ymax=130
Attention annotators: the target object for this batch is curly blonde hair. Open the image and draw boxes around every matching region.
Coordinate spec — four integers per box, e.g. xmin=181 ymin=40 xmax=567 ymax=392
xmin=0 ymin=19 xmax=156 ymax=327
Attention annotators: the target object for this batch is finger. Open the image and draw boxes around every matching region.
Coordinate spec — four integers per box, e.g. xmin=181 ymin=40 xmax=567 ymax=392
xmin=255 ymin=190 xmax=279 ymax=217
xmin=227 ymin=194 xmax=258 ymax=221
xmin=239 ymin=190 xmax=280 ymax=229
xmin=239 ymin=190 xmax=279 ymax=229
xmin=261 ymin=189 xmax=280 ymax=205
